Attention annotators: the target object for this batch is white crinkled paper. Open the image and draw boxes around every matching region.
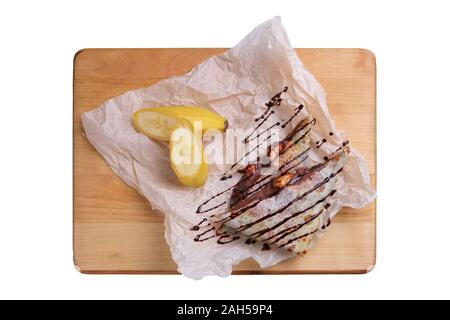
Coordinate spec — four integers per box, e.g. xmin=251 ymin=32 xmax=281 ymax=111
xmin=81 ymin=17 xmax=376 ymax=279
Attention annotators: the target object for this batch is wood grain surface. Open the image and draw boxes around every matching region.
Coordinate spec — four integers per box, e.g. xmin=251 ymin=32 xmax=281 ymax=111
xmin=73 ymin=48 xmax=376 ymax=274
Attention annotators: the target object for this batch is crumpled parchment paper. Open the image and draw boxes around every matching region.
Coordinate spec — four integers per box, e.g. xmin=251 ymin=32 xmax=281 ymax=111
xmin=81 ymin=17 xmax=376 ymax=279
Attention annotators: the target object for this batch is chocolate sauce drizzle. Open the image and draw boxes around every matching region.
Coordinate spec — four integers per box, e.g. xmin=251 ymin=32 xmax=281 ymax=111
xmin=252 ymin=189 xmax=337 ymax=240
xmin=221 ymin=87 xmax=309 ymax=181
xmin=192 ymin=221 xmax=242 ymax=245
xmin=194 ymin=161 xmax=342 ymax=248
xmin=316 ymin=138 xmax=327 ymax=148
xmin=190 ymin=218 xmax=208 ymax=231
xmin=214 ymin=200 xmax=261 ymax=224
xmin=196 ymin=184 xmax=237 ymax=213
xmin=281 ymin=129 xmax=312 ymax=156
xmin=242 ymin=152 xmax=310 ymax=201
xmin=220 ymin=133 xmax=274 ymax=181
xmin=217 ymin=235 xmax=240 ymax=244
xmin=193 ymin=86 xmax=349 ymax=249
xmin=281 ymin=105 xmax=303 ymax=128
xmin=279 ymin=228 xmax=320 ymax=248
xmin=325 ymin=140 xmax=350 ymax=161
xmin=243 ymin=87 xmax=290 ymax=143
xmin=194 ymin=227 xmax=216 ymax=242
xmin=254 ymin=86 xmax=288 ymax=122
xmin=232 ymin=134 xmax=274 ymax=170
xmin=195 ymin=125 xmax=315 ymax=242
xmin=245 ymin=121 xmax=280 ymax=143
xmin=198 ymin=161 xmax=281 ymax=214
xmin=322 ymin=218 xmax=331 ymax=230
xmin=279 ymin=147 xmax=311 ymax=171
xmin=195 ymin=145 xmax=344 ymax=246
xmin=232 ymin=168 xmax=343 ymax=233
xmin=280 ymin=119 xmax=316 ymax=155
xmin=245 ymin=238 xmax=257 ymax=245
xmin=285 ymin=118 xmax=316 ymax=141
xmin=196 ymin=200 xmax=227 ymax=214
xmin=266 ymin=208 xmax=324 ymax=245
xmin=244 ymin=110 xmax=275 ymax=143
xmin=219 ymin=156 xmax=308 ymax=216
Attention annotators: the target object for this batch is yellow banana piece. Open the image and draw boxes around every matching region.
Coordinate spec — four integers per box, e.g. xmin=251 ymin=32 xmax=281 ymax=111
xmin=142 ymin=106 xmax=227 ymax=133
xmin=169 ymin=119 xmax=208 ymax=187
xmin=133 ymin=109 xmax=180 ymax=141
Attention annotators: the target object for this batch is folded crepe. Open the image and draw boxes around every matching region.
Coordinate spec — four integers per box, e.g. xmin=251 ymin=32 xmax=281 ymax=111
xmin=197 ymin=116 xmax=349 ymax=254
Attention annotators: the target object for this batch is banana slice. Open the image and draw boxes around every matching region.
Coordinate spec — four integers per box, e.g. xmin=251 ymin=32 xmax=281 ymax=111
xmin=133 ymin=106 xmax=217 ymax=187
xmin=139 ymin=106 xmax=227 ymax=133
xmin=133 ymin=109 xmax=180 ymax=141
xmin=169 ymin=119 xmax=208 ymax=187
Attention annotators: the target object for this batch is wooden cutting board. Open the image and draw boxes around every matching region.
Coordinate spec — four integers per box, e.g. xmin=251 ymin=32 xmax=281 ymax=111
xmin=73 ymin=48 xmax=376 ymax=274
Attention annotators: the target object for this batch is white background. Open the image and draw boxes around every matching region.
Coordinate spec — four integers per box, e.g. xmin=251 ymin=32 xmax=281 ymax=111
xmin=0 ymin=0 xmax=449 ymax=299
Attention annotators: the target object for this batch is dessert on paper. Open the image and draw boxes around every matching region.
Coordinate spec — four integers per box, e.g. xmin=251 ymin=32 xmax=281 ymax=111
xmin=81 ymin=17 xmax=376 ymax=279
